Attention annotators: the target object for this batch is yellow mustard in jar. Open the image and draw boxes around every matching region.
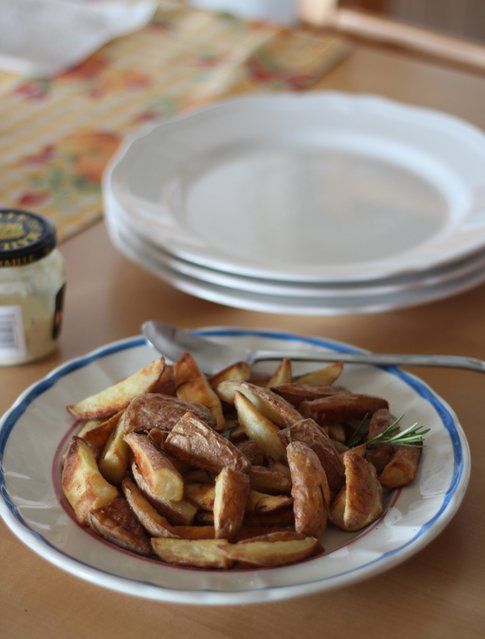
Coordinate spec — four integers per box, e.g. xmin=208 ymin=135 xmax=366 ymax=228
xmin=0 ymin=209 xmax=66 ymax=365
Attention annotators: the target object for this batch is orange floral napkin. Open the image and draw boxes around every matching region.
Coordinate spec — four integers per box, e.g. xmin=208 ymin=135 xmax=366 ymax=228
xmin=0 ymin=0 xmax=350 ymax=241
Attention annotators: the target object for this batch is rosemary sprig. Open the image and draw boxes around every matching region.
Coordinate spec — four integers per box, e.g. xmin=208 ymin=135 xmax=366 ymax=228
xmin=365 ymin=415 xmax=430 ymax=449
xmin=346 ymin=413 xmax=370 ymax=447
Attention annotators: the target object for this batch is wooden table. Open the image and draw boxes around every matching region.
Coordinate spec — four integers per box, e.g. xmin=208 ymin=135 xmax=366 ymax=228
xmin=1 ymin=43 xmax=484 ymax=639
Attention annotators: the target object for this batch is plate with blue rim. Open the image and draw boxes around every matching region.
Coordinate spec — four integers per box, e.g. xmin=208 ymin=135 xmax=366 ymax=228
xmin=0 ymin=328 xmax=470 ymax=605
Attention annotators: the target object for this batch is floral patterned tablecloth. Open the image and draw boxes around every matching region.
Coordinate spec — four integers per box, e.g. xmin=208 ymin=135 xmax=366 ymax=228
xmin=0 ymin=1 xmax=349 ymax=242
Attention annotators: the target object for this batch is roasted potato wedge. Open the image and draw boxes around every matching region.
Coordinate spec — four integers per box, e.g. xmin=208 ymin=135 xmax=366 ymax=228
xmin=186 ymin=482 xmax=291 ymax=514
xmin=172 ymin=526 xmax=215 ymax=540
xmin=62 ymin=437 xmax=118 ymax=525
xmin=78 ymin=413 xmax=120 ymax=458
xmin=287 ymin=441 xmax=330 ymax=537
xmin=330 ymin=450 xmax=383 ymax=531
xmin=151 ymin=364 xmax=176 ymax=396
xmin=124 ymin=432 xmax=184 ymax=502
xmin=300 ymin=394 xmax=389 ymax=425
xmin=267 ymin=359 xmax=292 ymax=387
xmin=248 ymin=466 xmax=292 ymax=494
xmin=278 ymin=418 xmax=344 ymax=491
xmin=222 ymin=536 xmax=318 ymax=567
xmin=151 ymin=538 xmax=231 ymax=568
xmin=379 ymin=447 xmax=421 ymax=488
xmin=174 ymin=352 xmax=224 ymax=430
xmin=98 ymin=412 xmax=131 ymax=484
xmin=234 ymin=392 xmax=287 ymax=461
xmin=131 ymin=463 xmax=196 ymax=525
xmin=124 ymin=393 xmax=215 ymax=434
xmin=88 ymin=496 xmax=151 ymax=555
xmin=197 ymin=508 xmax=295 ymax=527
xmin=164 ymin=412 xmax=250 ymax=474
xmin=214 ymin=468 xmax=250 ymax=540
xmin=67 ymin=358 xmax=166 ymax=420
xmin=216 ymin=382 xmax=301 ymax=426
xmin=295 ymin=361 xmax=344 ymax=386
xmin=273 ymin=383 xmax=346 ymax=405
xmin=366 ymin=409 xmax=396 ymax=473
xmin=209 ymin=361 xmax=251 ymax=388
xmin=122 ymin=478 xmax=178 ymax=537
xmin=236 ymin=440 xmax=265 ymax=465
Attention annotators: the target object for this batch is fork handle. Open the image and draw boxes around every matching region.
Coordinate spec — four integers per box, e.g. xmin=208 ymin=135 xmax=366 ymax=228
xmin=252 ymin=350 xmax=485 ymax=373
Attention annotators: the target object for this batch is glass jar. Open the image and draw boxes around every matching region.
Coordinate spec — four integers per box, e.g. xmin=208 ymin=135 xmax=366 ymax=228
xmin=0 ymin=210 xmax=66 ymax=365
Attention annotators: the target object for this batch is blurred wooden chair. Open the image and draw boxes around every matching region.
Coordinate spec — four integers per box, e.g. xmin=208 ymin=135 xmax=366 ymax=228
xmin=298 ymin=0 xmax=485 ymax=71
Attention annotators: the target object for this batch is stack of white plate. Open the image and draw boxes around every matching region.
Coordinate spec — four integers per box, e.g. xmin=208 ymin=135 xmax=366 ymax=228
xmin=103 ymin=93 xmax=485 ymax=315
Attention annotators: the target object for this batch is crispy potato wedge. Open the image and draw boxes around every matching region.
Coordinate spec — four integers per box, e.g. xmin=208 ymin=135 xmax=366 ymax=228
xmin=287 ymin=441 xmax=330 ymax=537
xmin=379 ymin=447 xmax=421 ymax=488
xmin=209 ymin=361 xmax=251 ymax=388
xmin=216 ymin=382 xmax=301 ymax=427
xmin=67 ymin=358 xmax=166 ymax=420
xmin=88 ymin=496 xmax=151 ymax=555
xmin=186 ymin=482 xmax=291 ymax=514
xmin=78 ymin=413 xmax=121 ymax=458
xmin=214 ymin=468 xmax=250 ymax=540
xmin=124 ymin=393 xmax=215 ymax=434
xmin=124 ymin=432 xmax=184 ymax=502
xmin=185 ymin=482 xmax=215 ymax=511
xmin=122 ymin=478 xmax=178 ymax=537
xmin=77 ymin=419 xmax=102 ymax=437
xmin=147 ymin=427 xmax=168 ymax=450
xmin=174 ymin=353 xmax=224 ymax=430
xmin=300 ymin=394 xmax=389 ymax=425
xmin=196 ymin=508 xmax=295 ymax=527
xmin=268 ymin=460 xmax=291 ymax=479
xmin=151 ymin=364 xmax=176 ymax=396
xmin=295 ymin=362 xmax=344 ymax=386
xmin=330 ymin=450 xmax=383 ymax=531
xmin=324 ymin=424 xmax=346 ymax=443
xmin=61 ymin=437 xmax=118 ymax=525
xmin=279 ymin=419 xmax=344 ymax=491
xmin=273 ymin=383 xmax=346 ymax=405
xmin=267 ymin=359 xmax=292 ymax=387
xmin=365 ymin=409 xmax=396 ymax=472
xmin=234 ymin=392 xmax=287 ymax=461
xmin=131 ymin=463 xmax=196 ymax=525
xmin=184 ymin=468 xmax=213 ymax=484
xmin=236 ymin=440 xmax=265 ymax=465
xmin=98 ymin=412 xmax=131 ymax=484
xmin=222 ymin=536 xmax=318 ymax=567
xmin=248 ymin=466 xmax=292 ymax=494
xmin=164 ymin=412 xmax=250 ymax=474
xmin=238 ymin=530 xmax=305 ymax=543
xmin=172 ymin=526 xmax=215 ymax=540
xmin=151 ymin=538 xmax=231 ymax=568
xmin=228 ymin=424 xmax=247 ymax=443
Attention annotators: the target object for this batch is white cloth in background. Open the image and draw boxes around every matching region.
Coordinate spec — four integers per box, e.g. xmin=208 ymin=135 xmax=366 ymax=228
xmin=0 ymin=0 xmax=157 ymax=77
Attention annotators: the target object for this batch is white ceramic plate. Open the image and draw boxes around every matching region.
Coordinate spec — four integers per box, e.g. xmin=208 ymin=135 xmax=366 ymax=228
xmin=104 ymin=92 xmax=485 ymax=283
xmin=106 ymin=213 xmax=485 ymax=315
xmin=0 ymin=329 xmax=470 ymax=605
xmin=109 ymin=203 xmax=485 ymax=299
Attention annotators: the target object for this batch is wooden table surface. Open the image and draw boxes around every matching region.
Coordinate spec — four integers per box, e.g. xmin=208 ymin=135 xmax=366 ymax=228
xmin=1 ymin=43 xmax=485 ymax=639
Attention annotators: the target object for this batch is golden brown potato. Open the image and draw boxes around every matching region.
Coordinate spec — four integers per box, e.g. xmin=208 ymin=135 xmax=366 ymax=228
xmin=172 ymin=526 xmax=215 ymax=539
xmin=295 ymin=361 xmax=344 ymax=386
xmin=330 ymin=450 xmax=383 ymax=531
xmin=151 ymin=538 xmax=231 ymax=568
xmin=183 ymin=468 xmax=213 ymax=484
xmin=197 ymin=508 xmax=295 ymax=528
xmin=248 ymin=466 xmax=292 ymax=494
xmin=124 ymin=432 xmax=184 ymax=502
xmin=379 ymin=447 xmax=421 ymax=488
xmin=88 ymin=496 xmax=151 ymax=555
xmin=186 ymin=482 xmax=291 ymax=514
xmin=209 ymin=361 xmax=251 ymax=388
xmin=164 ymin=412 xmax=250 ymax=474
xmin=98 ymin=412 xmax=131 ymax=485
xmin=61 ymin=437 xmax=118 ymax=525
xmin=131 ymin=463 xmax=196 ymax=525
xmin=174 ymin=352 xmax=224 ymax=430
xmin=213 ymin=468 xmax=250 ymax=540
xmin=122 ymin=478 xmax=178 ymax=537
xmin=67 ymin=358 xmax=166 ymax=420
xmin=300 ymin=394 xmax=389 ymax=425
xmin=365 ymin=409 xmax=396 ymax=473
xmin=236 ymin=440 xmax=265 ymax=465
xmin=273 ymin=384 xmax=347 ymax=405
xmin=278 ymin=419 xmax=344 ymax=492
xmin=267 ymin=359 xmax=292 ymax=387
xmin=287 ymin=441 xmax=330 ymax=537
xmin=234 ymin=392 xmax=287 ymax=461
xmin=124 ymin=393 xmax=215 ymax=434
xmin=78 ymin=412 xmax=120 ymax=458
xmin=151 ymin=364 xmax=176 ymax=396
xmin=222 ymin=536 xmax=318 ymax=567
xmin=268 ymin=460 xmax=291 ymax=479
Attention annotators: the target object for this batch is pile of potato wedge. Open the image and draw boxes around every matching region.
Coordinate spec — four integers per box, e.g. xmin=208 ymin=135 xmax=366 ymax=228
xmin=61 ymin=353 xmax=422 ymax=569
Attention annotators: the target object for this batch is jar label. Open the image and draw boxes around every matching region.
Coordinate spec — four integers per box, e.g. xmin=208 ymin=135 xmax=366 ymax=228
xmin=0 ymin=305 xmax=26 ymax=359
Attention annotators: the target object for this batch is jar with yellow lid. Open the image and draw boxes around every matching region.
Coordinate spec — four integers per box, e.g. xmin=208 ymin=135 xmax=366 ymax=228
xmin=0 ymin=209 xmax=66 ymax=365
